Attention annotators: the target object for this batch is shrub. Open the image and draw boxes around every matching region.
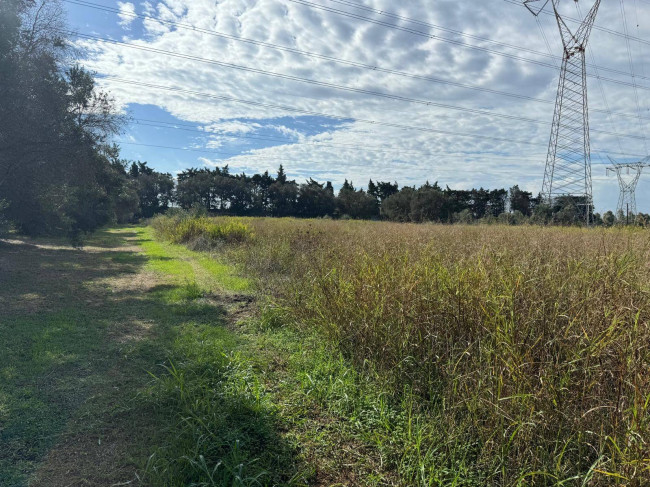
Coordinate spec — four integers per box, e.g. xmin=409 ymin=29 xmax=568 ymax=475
xmin=151 ymin=214 xmax=253 ymax=249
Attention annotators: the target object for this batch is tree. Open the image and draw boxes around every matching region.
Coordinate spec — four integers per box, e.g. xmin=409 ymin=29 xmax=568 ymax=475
xmin=592 ymin=212 xmax=604 ymax=227
xmin=250 ymin=170 xmax=275 ymax=214
xmin=175 ymin=169 xmax=214 ymax=210
xmin=635 ymin=212 xmax=650 ymax=228
xmin=376 ymin=181 xmax=399 ymax=201
xmin=131 ymin=161 xmax=174 ymax=218
xmin=530 ymin=204 xmax=552 ymax=225
xmin=509 ymin=185 xmax=533 ymax=216
xmin=269 ymin=181 xmax=298 ymax=217
xmin=298 ymin=179 xmax=336 ymax=218
xmin=367 ymin=179 xmax=378 ymax=201
xmin=498 ymin=210 xmax=526 ymax=226
xmin=410 ymin=186 xmax=446 ymax=223
xmin=602 ymin=210 xmax=616 ymax=227
xmin=0 ymin=1 xmax=126 ymax=239
xmin=440 ymin=186 xmax=471 ymax=222
xmin=470 ymin=188 xmax=490 ymax=219
xmin=553 ymin=197 xmax=582 ymax=226
xmin=226 ymin=177 xmax=255 ymax=215
xmin=337 ymin=187 xmax=378 ymax=220
xmin=276 ymin=164 xmax=287 ymax=184
xmin=487 ymin=189 xmax=508 ymax=217
xmin=382 ymin=187 xmax=415 ymax=222
xmin=454 ymin=208 xmax=474 ymax=225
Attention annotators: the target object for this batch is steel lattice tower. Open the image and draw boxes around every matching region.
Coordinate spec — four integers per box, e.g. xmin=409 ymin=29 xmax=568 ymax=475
xmin=524 ymin=0 xmax=602 ymax=222
xmin=606 ymin=157 xmax=650 ymax=218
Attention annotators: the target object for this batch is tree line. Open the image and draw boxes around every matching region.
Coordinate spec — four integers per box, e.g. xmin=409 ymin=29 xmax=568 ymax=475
xmin=134 ymin=163 xmax=649 ymax=227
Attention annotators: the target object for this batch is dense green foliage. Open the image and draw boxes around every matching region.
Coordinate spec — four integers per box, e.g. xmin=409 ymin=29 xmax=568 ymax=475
xmin=156 ymin=215 xmax=650 ymax=485
xmin=0 ymin=1 xmax=173 ymax=239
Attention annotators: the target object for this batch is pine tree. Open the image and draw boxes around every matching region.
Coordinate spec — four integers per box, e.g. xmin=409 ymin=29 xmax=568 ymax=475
xmin=277 ymin=164 xmax=287 ymax=184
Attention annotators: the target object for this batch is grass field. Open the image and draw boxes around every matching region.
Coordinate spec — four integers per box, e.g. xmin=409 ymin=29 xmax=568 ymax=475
xmin=1 ymin=218 xmax=649 ymax=485
xmin=154 ymin=215 xmax=650 ymax=485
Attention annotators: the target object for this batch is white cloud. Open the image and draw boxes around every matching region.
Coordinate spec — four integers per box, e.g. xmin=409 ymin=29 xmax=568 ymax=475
xmin=202 ymin=121 xmax=262 ymax=135
xmin=75 ymin=0 xmax=650 ymax=211
xmin=266 ymin=124 xmax=304 ymax=139
xmin=117 ymin=2 xmax=136 ymax=29
xmin=143 ymin=17 xmax=170 ymax=36
xmin=141 ymin=1 xmax=155 ymax=16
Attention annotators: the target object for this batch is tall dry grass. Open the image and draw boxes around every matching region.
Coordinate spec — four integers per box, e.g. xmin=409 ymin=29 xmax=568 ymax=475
xmin=157 ymin=215 xmax=650 ymax=484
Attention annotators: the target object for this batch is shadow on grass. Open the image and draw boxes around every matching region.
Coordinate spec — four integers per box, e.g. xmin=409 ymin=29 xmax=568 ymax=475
xmin=0 ymin=228 xmax=305 ymax=487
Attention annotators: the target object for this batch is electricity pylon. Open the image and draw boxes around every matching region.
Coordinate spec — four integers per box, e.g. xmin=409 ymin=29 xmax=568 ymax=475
xmin=523 ymin=0 xmax=602 ymax=223
xmin=606 ymin=156 xmax=650 ymax=220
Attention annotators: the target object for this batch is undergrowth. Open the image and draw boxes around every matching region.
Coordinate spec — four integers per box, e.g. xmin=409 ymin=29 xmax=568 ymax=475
xmin=151 ymin=212 xmax=252 ymax=250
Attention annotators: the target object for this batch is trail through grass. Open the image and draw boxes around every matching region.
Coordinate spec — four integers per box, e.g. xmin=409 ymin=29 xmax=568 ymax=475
xmin=1 ymin=225 xmax=409 ymax=486
xmin=0 ymin=227 xmax=270 ymax=485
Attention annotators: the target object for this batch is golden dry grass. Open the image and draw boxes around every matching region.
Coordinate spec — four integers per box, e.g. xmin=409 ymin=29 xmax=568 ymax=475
xmin=213 ymin=218 xmax=650 ymax=485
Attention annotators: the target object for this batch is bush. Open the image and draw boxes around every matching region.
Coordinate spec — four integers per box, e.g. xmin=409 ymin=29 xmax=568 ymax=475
xmin=151 ymin=213 xmax=253 ymax=249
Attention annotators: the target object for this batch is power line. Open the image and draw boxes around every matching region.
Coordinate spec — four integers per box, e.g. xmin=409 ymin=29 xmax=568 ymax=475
xmin=69 ymin=30 xmax=650 ymax=137
xmin=65 ymin=0 xmax=650 ymax=88
xmin=119 ymin=140 xmax=401 ymax=167
xmin=105 ymin=77 xmax=540 ymax=148
xmin=133 ymin=120 xmax=476 ymax=158
xmin=337 ymin=0 xmax=650 ymax=49
xmin=134 ymin=117 xmax=645 ymax=151
xmin=57 ymin=0 xmax=549 ymax=106
xmin=104 ymin=76 xmax=648 ymax=159
xmin=286 ymin=0 xmax=650 ymax=91
xmin=135 ymin=116 xmax=646 ymax=147
xmin=119 ymin=140 xmax=616 ymax=169
xmin=633 ymin=0 xmax=650 ymax=135
xmin=67 ymin=31 xmax=554 ymax=127
xmin=118 ymin=141 xmax=552 ymax=172
xmin=131 ymin=118 xmax=548 ymax=161
xmin=503 ymin=0 xmax=650 ymax=47
xmin=325 ymin=0 xmax=650 ymax=81
xmin=65 ymin=0 xmax=650 ymax=127
xmin=619 ymin=0 xmax=649 ymax=154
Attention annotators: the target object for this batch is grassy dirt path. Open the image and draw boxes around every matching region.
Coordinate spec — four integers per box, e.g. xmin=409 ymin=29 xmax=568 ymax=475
xmin=0 ymin=225 xmax=398 ymax=486
xmin=1 ymin=227 xmax=154 ymax=485
xmin=0 ymin=226 xmax=255 ymax=486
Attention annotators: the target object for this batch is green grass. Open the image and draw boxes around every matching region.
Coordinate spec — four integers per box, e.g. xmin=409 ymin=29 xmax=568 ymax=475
xmin=0 ymin=226 xmax=258 ymax=485
xmin=139 ymin=226 xmax=249 ymax=292
xmin=0 ymin=228 xmax=142 ymax=485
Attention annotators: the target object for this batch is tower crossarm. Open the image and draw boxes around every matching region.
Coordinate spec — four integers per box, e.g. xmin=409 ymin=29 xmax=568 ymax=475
xmin=569 ymin=0 xmax=601 ymax=52
xmin=524 ymin=0 xmax=551 ymax=17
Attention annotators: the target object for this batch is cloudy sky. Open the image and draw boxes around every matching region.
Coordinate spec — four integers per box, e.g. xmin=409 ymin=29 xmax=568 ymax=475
xmin=65 ymin=0 xmax=650 ymax=212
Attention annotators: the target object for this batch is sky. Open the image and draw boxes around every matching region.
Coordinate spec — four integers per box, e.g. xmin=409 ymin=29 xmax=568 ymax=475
xmin=64 ymin=0 xmax=650 ymax=213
